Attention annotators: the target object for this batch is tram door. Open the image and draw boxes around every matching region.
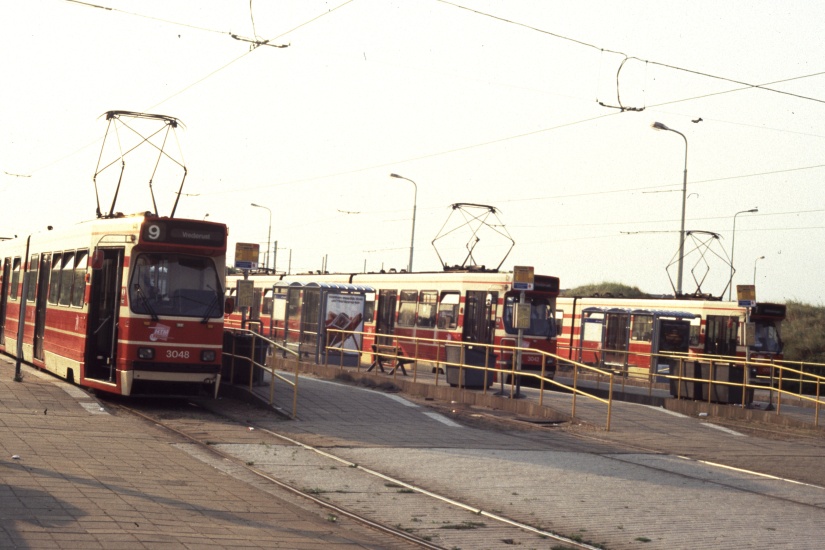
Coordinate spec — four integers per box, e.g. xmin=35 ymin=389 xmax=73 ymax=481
xmin=33 ymin=253 xmax=51 ymax=361
xmin=603 ymin=311 xmax=630 ymax=368
xmin=375 ymin=289 xmax=397 ymax=346
xmin=704 ymin=315 xmax=739 ymax=356
xmin=0 ymin=258 xmax=9 ymax=344
xmin=85 ymin=248 xmax=124 ymax=382
xmin=650 ymin=318 xmax=692 ymax=375
xmin=462 ymin=291 xmax=497 ymax=345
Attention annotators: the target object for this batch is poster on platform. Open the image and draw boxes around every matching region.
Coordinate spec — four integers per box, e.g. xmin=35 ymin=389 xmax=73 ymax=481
xmin=323 ymin=293 xmax=365 ymax=352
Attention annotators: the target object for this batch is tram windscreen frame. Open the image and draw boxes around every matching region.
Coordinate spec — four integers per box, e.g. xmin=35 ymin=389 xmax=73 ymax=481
xmin=129 ymin=253 xmax=223 ymax=319
xmin=502 ymin=293 xmax=556 ymax=337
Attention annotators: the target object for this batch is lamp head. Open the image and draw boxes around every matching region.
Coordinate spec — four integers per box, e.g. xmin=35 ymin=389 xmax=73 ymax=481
xmin=390 ymin=173 xmax=402 ymax=179
xmin=748 ymin=207 xmax=758 ymax=213
xmin=651 ymin=121 xmax=669 ymax=131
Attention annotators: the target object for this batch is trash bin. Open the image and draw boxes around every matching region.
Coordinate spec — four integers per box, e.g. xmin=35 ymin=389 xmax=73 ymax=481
xmin=670 ymin=361 xmax=702 ymax=399
xmin=445 ymin=345 xmax=494 ymax=388
xmin=222 ymin=332 xmax=265 ymax=385
xmin=709 ymin=364 xmax=753 ymax=405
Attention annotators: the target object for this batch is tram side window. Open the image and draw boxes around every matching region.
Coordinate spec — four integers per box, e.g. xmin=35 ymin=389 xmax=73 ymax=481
xmin=396 ymin=290 xmax=418 ymax=327
xmin=261 ymin=288 xmax=273 ymax=316
xmin=59 ymin=253 xmax=75 ymax=306
xmin=72 ymin=250 xmax=88 ymax=307
xmin=630 ymin=314 xmax=653 ymax=342
xmin=10 ymin=257 xmax=20 ymax=300
xmin=416 ymin=291 xmax=438 ymax=327
xmin=26 ymin=254 xmax=39 ymax=302
xmin=48 ymin=253 xmax=62 ymax=304
xmin=689 ymin=322 xmax=700 ymax=347
xmin=363 ymin=292 xmax=375 ymax=323
xmin=437 ymin=291 xmax=459 ymax=329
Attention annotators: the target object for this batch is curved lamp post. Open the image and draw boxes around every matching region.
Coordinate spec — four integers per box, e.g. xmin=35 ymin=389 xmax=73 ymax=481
xmin=729 ymin=207 xmax=758 ymax=300
xmin=651 ymin=121 xmax=688 ymax=295
xmin=753 ymin=255 xmax=765 ymax=285
xmin=390 ymin=173 xmax=417 ymax=272
xmin=250 ymin=203 xmax=272 ymax=272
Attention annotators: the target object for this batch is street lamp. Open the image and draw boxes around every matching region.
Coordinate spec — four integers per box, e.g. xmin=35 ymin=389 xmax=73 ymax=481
xmin=250 ymin=203 xmax=272 ymax=272
xmin=390 ymin=173 xmax=417 ymax=272
xmin=728 ymin=207 xmax=758 ymax=300
xmin=651 ymin=121 xmax=688 ymax=295
xmin=753 ymin=255 xmax=765 ymax=285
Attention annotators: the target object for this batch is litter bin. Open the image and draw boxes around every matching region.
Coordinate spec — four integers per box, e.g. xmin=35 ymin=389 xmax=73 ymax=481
xmin=445 ymin=345 xmax=494 ymax=389
xmin=222 ymin=332 xmax=266 ymax=385
xmin=670 ymin=361 xmax=702 ymax=399
xmin=709 ymin=363 xmax=753 ymax=405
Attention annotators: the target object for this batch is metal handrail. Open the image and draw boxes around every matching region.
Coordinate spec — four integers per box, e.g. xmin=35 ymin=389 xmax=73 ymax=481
xmin=324 ymin=327 xmax=615 ymax=430
xmin=223 ymin=328 xmax=300 ymax=418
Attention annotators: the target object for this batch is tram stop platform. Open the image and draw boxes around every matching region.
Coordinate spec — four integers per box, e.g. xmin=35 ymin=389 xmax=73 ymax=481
xmin=223 ymin=358 xmax=825 ymax=548
xmin=230 ymin=355 xmax=825 ymax=433
xmin=5 ymin=352 xmax=825 ymax=549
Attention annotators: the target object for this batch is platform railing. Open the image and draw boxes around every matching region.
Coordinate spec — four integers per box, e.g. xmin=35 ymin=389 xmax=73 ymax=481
xmin=236 ymin=324 xmax=825 ymax=430
xmin=223 ymin=327 xmax=301 ymax=418
xmin=323 ymin=328 xmax=616 ymax=431
xmin=557 ymin=341 xmax=825 ymax=426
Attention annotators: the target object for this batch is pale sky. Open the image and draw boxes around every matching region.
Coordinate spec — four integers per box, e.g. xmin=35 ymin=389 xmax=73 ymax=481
xmin=2 ymin=1 xmax=824 ymax=304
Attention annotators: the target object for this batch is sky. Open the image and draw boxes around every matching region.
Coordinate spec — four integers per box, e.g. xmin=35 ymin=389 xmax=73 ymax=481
xmin=2 ymin=0 xmax=824 ymax=305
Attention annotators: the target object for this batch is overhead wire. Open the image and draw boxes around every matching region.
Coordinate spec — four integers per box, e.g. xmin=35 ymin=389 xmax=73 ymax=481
xmin=29 ymin=0 xmax=356 ymax=175
xmin=44 ymin=0 xmax=825 ymax=211
xmin=436 ymin=0 xmax=825 ymax=106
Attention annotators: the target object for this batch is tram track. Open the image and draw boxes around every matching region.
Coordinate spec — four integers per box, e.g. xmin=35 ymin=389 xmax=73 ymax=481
xmin=108 ymin=396 xmax=600 ymax=550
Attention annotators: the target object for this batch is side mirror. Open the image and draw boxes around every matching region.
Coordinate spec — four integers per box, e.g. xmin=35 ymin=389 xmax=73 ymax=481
xmin=224 ymin=297 xmax=235 ymax=316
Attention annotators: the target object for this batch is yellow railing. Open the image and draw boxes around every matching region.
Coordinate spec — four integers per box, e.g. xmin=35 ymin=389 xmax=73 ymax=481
xmin=559 ymin=342 xmax=825 ymax=427
xmin=324 ymin=328 xmax=616 ymax=430
xmin=223 ymin=328 xmax=301 ymax=418
xmin=229 ymin=324 xmax=825 ymax=430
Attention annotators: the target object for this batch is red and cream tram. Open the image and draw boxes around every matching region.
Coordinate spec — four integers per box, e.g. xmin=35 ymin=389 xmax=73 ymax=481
xmin=0 ymin=213 xmax=227 ymax=396
xmin=555 ymin=296 xmax=785 ymax=377
xmin=226 ymin=269 xmax=561 ymax=376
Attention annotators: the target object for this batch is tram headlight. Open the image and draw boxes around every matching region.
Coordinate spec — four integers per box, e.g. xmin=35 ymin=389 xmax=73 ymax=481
xmin=137 ymin=347 xmax=155 ymax=360
xmin=201 ymin=350 xmax=216 ymax=362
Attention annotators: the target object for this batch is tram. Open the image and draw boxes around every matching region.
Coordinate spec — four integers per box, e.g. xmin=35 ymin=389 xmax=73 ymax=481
xmin=555 ymin=296 xmax=785 ymax=377
xmin=226 ymin=268 xmax=561 ymax=377
xmin=0 ymin=213 xmax=228 ymax=396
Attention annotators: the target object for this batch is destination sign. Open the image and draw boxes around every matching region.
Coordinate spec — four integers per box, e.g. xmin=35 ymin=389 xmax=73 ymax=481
xmin=141 ymin=220 xmax=226 ymax=248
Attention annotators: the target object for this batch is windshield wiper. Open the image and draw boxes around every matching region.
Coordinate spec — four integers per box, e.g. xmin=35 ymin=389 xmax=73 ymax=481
xmin=134 ymin=284 xmax=160 ymax=321
xmin=201 ymin=287 xmax=222 ymax=324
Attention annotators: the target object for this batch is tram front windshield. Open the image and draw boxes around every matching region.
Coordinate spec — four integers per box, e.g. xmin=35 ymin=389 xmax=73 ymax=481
xmin=129 ymin=253 xmax=223 ymax=319
xmin=503 ymin=295 xmax=555 ymax=337
xmin=752 ymin=321 xmax=782 ymax=354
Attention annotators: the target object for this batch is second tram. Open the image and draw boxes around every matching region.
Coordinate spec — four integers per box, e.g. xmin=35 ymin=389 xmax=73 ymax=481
xmin=226 ymin=269 xmax=561 ymax=377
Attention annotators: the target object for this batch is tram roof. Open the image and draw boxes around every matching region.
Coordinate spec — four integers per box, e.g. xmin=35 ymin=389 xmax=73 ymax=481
xmin=582 ymin=306 xmax=696 ymax=319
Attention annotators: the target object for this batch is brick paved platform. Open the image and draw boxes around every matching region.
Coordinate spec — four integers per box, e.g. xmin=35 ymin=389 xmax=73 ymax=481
xmin=0 ymin=358 xmax=414 ymax=549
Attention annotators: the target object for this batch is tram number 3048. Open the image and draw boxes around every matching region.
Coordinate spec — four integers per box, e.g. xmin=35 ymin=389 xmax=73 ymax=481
xmin=165 ymin=350 xmax=190 ymax=359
